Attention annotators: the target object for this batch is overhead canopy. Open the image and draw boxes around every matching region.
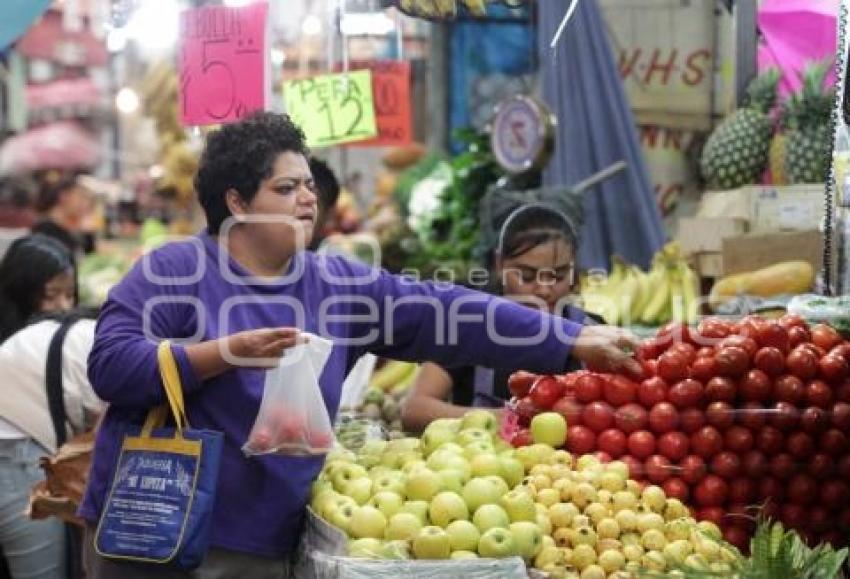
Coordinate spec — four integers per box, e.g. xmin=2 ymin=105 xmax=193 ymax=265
xmin=0 ymin=0 xmax=51 ymax=52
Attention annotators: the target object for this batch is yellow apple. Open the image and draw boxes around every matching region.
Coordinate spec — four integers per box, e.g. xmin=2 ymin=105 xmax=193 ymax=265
xmin=477 ymin=527 xmax=517 ymax=558
xmin=445 ymin=519 xmax=480 ymax=552
xmin=412 ymin=526 xmax=451 ymax=559
xmin=349 ymin=505 xmax=387 ymax=539
xmin=386 ymin=512 xmax=423 ymax=541
xmin=472 ymin=504 xmax=510 ymax=533
xmin=428 ymin=491 xmax=469 ymax=528
xmin=509 ymin=521 xmax=543 ymax=560
xmin=404 ymin=468 xmax=442 ymax=502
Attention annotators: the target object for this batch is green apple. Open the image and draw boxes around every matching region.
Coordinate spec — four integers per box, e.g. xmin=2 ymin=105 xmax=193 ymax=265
xmin=530 ymin=412 xmax=567 ymax=447
xmin=515 ymin=443 xmax=555 ymax=471
xmin=326 ymin=502 xmax=356 ymax=532
xmin=445 ymin=519 xmax=480 ymax=552
xmin=411 ymin=526 xmax=451 ymax=559
xmin=509 ymin=521 xmax=543 ymax=560
xmin=310 ymin=488 xmax=339 ymax=514
xmin=356 ymin=453 xmax=380 ymax=469
xmin=400 ymin=500 xmax=430 ymax=524
xmin=368 ymin=466 xmax=393 ymax=482
xmin=405 ymin=468 xmax=442 ymax=501
xmin=379 ymin=450 xmax=404 ymax=469
xmin=500 ymin=488 xmax=537 ymax=523
xmin=358 ymin=439 xmax=388 ymax=456
xmin=349 ymin=505 xmax=387 ymax=539
xmin=484 ymin=475 xmax=509 ymax=497
xmin=428 ymin=491 xmax=469 ymax=528
xmin=372 ymin=472 xmax=406 ymax=496
xmin=477 ymin=527 xmax=518 ymax=558
xmin=427 ymin=451 xmax=472 ymax=480
xmin=494 ymin=439 xmax=512 ymax=453
xmin=438 ymin=469 xmax=465 ymax=494
xmin=311 ymin=479 xmax=333 ymax=497
xmin=428 ymin=418 xmax=462 ymax=434
xmin=460 ymin=409 xmax=499 ymax=434
xmin=387 ymin=437 xmax=421 ymax=453
xmin=462 ymin=477 xmax=502 ymax=513
xmin=401 ymin=459 xmax=428 ymax=475
xmin=472 ymin=504 xmax=510 ymax=533
xmin=450 ymin=550 xmax=479 ymax=560
xmin=421 ymin=426 xmax=457 ymax=456
xmin=326 ymin=448 xmax=357 ymax=463
xmin=470 ymin=453 xmax=502 ymax=478
xmin=463 ymin=441 xmax=494 ymax=460
xmin=331 ymin=463 xmax=368 ymax=493
xmin=397 ymin=450 xmax=424 ymax=468
xmin=318 ymin=495 xmax=356 ymax=520
xmin=457 ymin=428 xmax=490 ymax=446
xmin=368 ymin=491 xmax=403 ymax=519
xmin=499 ymin=456 xmax=525 ymax=488
xmin=386 ymin=512 xmax=423 ymax=541
xmin=347 ymin=537 xmax=384 ymax=558
xmin=381 ymin=539 xmax=411 ymax=560
xmin=435 ymin=442 xmax=465 ymax=455
xmin=536 ymin=512 xmax=552 ymax=536
xmin=342 ymin=477 xmax=373 ymax=505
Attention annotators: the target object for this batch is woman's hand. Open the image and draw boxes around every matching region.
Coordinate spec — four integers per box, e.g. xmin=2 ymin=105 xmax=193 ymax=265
xmin=225 ymin=327 xmax=306 ymax=367
xmin=572 ymin=325 xmax=642 ymax=378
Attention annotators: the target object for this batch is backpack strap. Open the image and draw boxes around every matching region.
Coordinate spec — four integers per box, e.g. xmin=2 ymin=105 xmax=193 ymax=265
xmin=45 ymin=315 xmax=80 ymax=448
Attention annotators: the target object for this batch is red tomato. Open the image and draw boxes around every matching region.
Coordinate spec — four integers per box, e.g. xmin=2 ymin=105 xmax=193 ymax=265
xmin=508 ymin=371 xmax=538 ymax=398
xmin=552 ymin=397 xmax=584 ymax=426
xmin=830 ymin=343 xmax=850 ymax=364
xmin=728 ymin=478 xmax=756 ymax=504
xmin=603 ymin=375 xmax=638 ymax=406
xmin=696 ymin=506 xmax=725 ymax=526
xmin=773 ymin=374 xmax=806 ymax=405
xmin=662 ymin=477 xmax=690 ymax=502
xmin=756 ymin=322 xmax=790 ymax=353
xmin=696 ymin=317 xmax=733 ymax=343
xmin=808 ymin=506 xmax=832 ymax=534
xmin=770 ymin=402 xmax=800 ymax=432
xmin=593 ymin=451 xmax=612 ymax=463
xmin=575 ymin=374 xmax=604 ymax=404
xmin=696 ymin=346 xmax=716 ymax=359
xmin=741 ymin=450 xmax=767 ymax=478
xmin=694 ymin=475 xmax=729 ymax=507
xmin=781 ymin=504 xmax=806 ymax=529
xmin=738 ymin=402 xmax=767 ymax=431
xmin=770 ymin=453 xmax=798 ymax=480
xmin=806 ymin=379 xmax=834 ymax=409
xmin=679 ymin=454 xmax=708 ymax=484
xmin=644 ymin=454 xmax=673 ymax=484
xmin=705 ymin=376 xmax=737 ymax=403
xmin=787 ymin=348 xmax=819 ymax=380
xmin=787 ymin=431 xmax=815 ymax=460
xmin=715 ymin=346 xmax=750 ymax=378
xmin=756 ymin=426 xmax=785 ymax=456
xmin=529 ymin=376 xmax=565 ymax=410
xmin=668 ymin=379 xmax=704 ymax=409
xmin=723 ymin=526 xmax=750 ymax=552
xmin=621 ymin=455 xmax=644 ymax=479
xmin=808 ymin=453 xmax=835 ymax=480
xmin=740 ymin=369 xmax=772 ymax=402
xmin=759 ymin=477 xmax=785 ymax=502
xmin=679 ymin=408 xmax=706 ymax=434
xmin=724 ymin=426 xmax=755 ymax=454
xmin=565 ymin=425 xmax=596 ymax=454
xmin=754 ymin=346 xmax=786 ymax=376
xmin=710 ymin=451 xmax=741 ymax=479
xmin=690 ymin=356 xmax=717 ymax=383
xmin=614 ymin=403 xmax=648 ymax=434
xmin=637 ymin=377 xmax=668 ymax=407
xmin=721 ymin=334 xmax=760 ymax=358
xmin=657 ymin=351 xmax=689 ymax=383
xmin=799 ymin=406 xmax=829 ymax=435
xmin=837 ymin=379 xmax=850 ymax=403
xmin=788 ymin=325 xmax=812 ymax=348
xmin=627 ymin=430 xmax=656 ymax=460
xmin=669 ymin=342 xmax=697 ymax=365
xmin=706 ymin=401 xmax=735 ymax=430
xmin=597 ymin=429 xmax=628 ymax=458
xmin=657 ymin=322 xmax=694 ymax=344
xmin=640 ymin=359 xmax=658 ymax=378
xmin=819 ymin=354 xmax=849 ymax=383
xmin=648 ymin=402 xmax=680 ymax=434
xmin=637 ymin=339 xmax=665 ymax=361
xmin=779 ymin=313 xmax=808 ymax=330
xmin=798 ymin=342 xmax=827 ymax=359
xmin=820 ymin=429 xmax=849 ymax=456
xmin=691 ymin=426 xmax=723 ymax=458
xmin=510 ymin=428 xmax=533 ymax=448
xmin=811 ymin=324 xmax=843 ymax=352
xmin=822 ymin=479 xmax=850 ymax=506
xmin=657 ymin=431 xmax=690 ymax=462
xmin=787 ymin=474 xmax=818 ymax=505
xmin=832 ymin=402 xmax=850 ymax=430
xmin=582 ymin=401 xmax=615 ymax=433
xmin=513 ymin=396 xmax=539 ymax=425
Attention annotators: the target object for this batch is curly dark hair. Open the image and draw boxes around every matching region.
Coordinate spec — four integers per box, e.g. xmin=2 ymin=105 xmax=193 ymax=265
xmin=194 ymin=112 xmax=309 ymax=234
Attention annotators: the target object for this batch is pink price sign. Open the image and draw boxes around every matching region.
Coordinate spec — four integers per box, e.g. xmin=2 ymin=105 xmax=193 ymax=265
xmin=179 ymin=2 xmax=268 ymax=126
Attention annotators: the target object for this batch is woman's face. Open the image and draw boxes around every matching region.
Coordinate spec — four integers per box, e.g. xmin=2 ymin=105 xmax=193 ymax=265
xmin=59 ymin=184 xmax=93 ymax=227
xmin=228 ymin=152 xmax=318 ymax=258
xmin=40 ymin=269 xmax=75 ymax=313
xmin=497 ymin=238 xmax=575 ymax=313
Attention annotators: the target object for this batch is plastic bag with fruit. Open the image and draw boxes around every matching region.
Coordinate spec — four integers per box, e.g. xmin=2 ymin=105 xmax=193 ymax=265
xmin=243 ymin=334 xmax=335 ymax=456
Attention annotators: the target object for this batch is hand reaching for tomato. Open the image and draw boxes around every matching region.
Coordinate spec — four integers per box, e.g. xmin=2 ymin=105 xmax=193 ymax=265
xmin=572 ymin=325 xmax=643 ymax=379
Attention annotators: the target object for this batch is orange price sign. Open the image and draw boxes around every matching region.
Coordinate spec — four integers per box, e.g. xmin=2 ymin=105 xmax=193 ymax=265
xmin=346 ymin=61 xmax=412 ymax=147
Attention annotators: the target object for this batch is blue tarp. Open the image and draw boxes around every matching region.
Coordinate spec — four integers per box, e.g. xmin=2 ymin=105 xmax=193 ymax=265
xmin=0 ymin=0 xmax=51 ymax=52
xmin=537 ymin=0 xmax=666 ymax=270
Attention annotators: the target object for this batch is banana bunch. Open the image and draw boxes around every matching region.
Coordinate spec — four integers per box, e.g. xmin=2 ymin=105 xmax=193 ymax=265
xmin=397 ymin=0 xmax=509 ymax=18
xmin=368 ymin=360 xmax=418 ymax=395
xmin=580 ymin=243 xmax=700 ymax=327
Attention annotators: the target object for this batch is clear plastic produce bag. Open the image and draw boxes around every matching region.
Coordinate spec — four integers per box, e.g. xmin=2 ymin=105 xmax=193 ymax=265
xmin=244 ymin=334 xmax=335 ymax=456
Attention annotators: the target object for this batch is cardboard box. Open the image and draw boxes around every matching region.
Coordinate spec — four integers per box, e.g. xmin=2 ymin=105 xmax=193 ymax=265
xmin=698 ymin=189 xmax=752 ymax=221
xmin=693 ymin=252 xmax=724 ymax=278
xmin=721 ymin=230 xmax=823 ymax=276
xmin=698 ymin=185 xmax=825 ymax=232
xmin=679 ymin=217 xmax=748 ymax=254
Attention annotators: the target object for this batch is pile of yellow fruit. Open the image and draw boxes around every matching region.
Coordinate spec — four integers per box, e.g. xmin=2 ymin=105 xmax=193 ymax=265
xmin=310 ymin=410 xmax=735 ymax=577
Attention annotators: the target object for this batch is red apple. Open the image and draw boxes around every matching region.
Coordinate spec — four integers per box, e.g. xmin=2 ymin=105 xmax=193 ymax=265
xmin=657 ymin=431 xmax=690 ymax=462
xmin=679 ymin=455 xmax=707 ymax=485
xmin=627 ymin=430 xmax=656 ymax=460
xmin=582 ymin=401 xmax=615 ymax=433
xmin=648 ymin=402 xmax=680 ymax=434
xmin=614 ymin=403 xmax=648 ymax=434
xmin=691 ymin=426 xmax=723 ymax=459
xmin=724 ymin=426 xmax=754 ymax=454
xmin=565 ymin=426 xmax=595 ymax=454
xmin=638 ymin=376 xmax=669 ymax=407
xmin=679 ymin=408 xmax=706 ymax=434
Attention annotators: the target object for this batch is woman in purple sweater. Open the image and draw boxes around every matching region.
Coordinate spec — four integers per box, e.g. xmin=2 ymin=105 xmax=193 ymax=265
xmin=80 ymin=112 xmax=639 ymax=578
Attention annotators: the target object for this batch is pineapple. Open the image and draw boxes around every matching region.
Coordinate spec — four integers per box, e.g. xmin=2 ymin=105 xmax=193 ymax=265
xmin=769 ymin=101 xmax=789 ymax=185
xmin=701 ymin=69 xmax=780 ymax=190
xmin=785 ymin=60 xmax=836 ymax=184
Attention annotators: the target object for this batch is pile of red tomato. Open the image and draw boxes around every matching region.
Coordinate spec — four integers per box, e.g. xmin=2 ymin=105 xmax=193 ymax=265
xmin=506 ymin=314 xmax=850 ymax=551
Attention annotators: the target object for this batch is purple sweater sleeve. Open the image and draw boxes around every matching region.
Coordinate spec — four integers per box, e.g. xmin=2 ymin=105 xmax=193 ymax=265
xmin=350 ymin=265 xmax=582 ymax=374
xmin=87 ymin=250 xmax=200 ymax=409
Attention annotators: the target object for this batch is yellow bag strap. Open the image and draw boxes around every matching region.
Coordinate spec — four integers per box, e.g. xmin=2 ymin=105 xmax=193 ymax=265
xmin=140 ymin=341 xmax=189 ymax=438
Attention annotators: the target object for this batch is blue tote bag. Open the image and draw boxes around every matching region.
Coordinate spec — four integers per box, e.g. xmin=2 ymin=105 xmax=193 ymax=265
xmin=94 ymin=341 xmax=223 ymax=570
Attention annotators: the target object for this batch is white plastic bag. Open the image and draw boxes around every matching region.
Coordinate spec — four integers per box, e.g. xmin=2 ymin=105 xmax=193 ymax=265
xmin=338 ymin=353 xmax=378 ymax=411
xmin=244 ymin=334 xmax=334 ymax=456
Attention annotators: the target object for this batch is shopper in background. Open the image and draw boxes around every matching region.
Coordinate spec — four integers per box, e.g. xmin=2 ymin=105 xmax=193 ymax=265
xmin=0 ymin=234 xmax=101 ymax=579
xmin=31 ymin=172 xmax=95 ymax=257
xmin=307 ymin=156 xmax=341 ymax=250
xmin=401 ymin=201 xmax=600 ymax=432
xmin=80 ymin=112 xmax=639 ymax=578
xmin=0 ymin=175 xmax=37 ymax=259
